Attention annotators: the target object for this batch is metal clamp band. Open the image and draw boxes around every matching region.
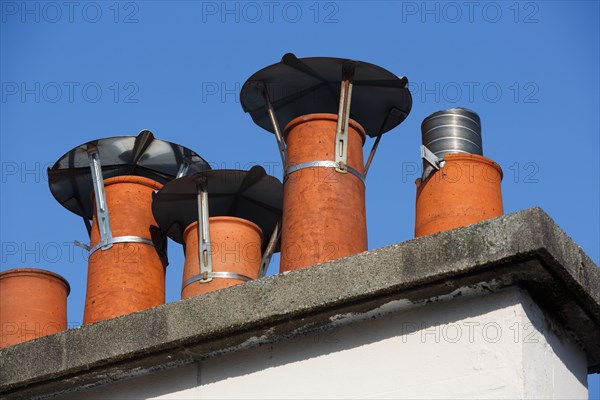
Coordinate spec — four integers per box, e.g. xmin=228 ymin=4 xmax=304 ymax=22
xmin=183 ymin=271 xmax=254 ymax=287
xmin=286 ymin=160 xmax=365 ymax=185
xmin=87 ymin=235 xmax=164 ymax=256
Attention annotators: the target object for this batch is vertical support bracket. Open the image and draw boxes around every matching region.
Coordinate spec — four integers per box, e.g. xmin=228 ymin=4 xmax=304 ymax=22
xmin=196 ymin=181 xmax=213 ymax=283
xmin=421 ymin=145 xmax=444 ymax=171
xmin=261 ymin=84 xmax=288 ymax=176
xmin=258 ymin=221 xmax=281 ymax=278
xmin=335 ymin=61 xmax=356 ymax=173
xmin=87 ymin=145 xmax=113 ymax=251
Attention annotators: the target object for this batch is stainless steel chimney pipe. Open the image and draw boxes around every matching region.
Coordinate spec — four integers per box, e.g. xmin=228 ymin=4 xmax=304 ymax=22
xmin=421 ymin=107 xmax=482 ymax=179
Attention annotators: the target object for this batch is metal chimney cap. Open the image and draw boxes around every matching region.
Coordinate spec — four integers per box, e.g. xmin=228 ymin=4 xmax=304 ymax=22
xmin=152 ymin=166 xmax=283 ymax=252
xmin=240 ymin=53 xmax=412 ymax=137
xmin=48 ymin=130 xmax=211 ymax=220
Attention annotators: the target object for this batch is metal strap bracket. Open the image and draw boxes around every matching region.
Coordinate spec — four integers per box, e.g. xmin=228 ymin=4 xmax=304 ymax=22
xmin=363 ymin=107 xmax=406 ymax=178
xmin=258 ymin=221 xmax=281 ymax=278
xmin=87 ymin=146 xmax=113 ymax=251
xmin=421 ymin=145 xmax=444 ymax=171
xmin=261 ymin=84 xmax=288 ymax=176
xmin=184 ymin=271 xmax=253 ymax=288
xmin=176 ymin=158 xmax=190 ymax=178
xmin=74 ymin=241 xmax=90 ymax=251
xmin=363 ymin=134 xmax=382 ymax=178
xmin=196 ymin=181 xmax=213 ymax=283
xmin=335 ymin=61 xmax=356 ymax=173
xmin=286 ymin=160 xmax=365 ymax=185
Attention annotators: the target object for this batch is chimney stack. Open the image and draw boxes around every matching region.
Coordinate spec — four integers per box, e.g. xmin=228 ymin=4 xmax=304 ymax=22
xmin=84 ymin=175 xmax=167 ymax=324
xmin=181 ymin=217 xmax=263 ymax=298
xmin=152 ymin=167 xmax=283 ymax=298
xmin=280 ymin=114 xmax=367 ymax=271
xmin=0 ymin=268 xmax=69 ymax=348
xmin=240 ymin=53 xmax=412 ymax=271
xmin=48 ymin=130 xmax=210 ymax=323
xmin=415 ymin=108 xmax=504 ymax=237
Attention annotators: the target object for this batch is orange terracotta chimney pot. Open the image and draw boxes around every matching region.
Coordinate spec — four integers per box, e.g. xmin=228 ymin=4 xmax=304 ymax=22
xmin=280 ymin=113 xmax=368 ymax=272
xmin=181 ymin=216 xmax=263 ymax=299
xmin=415 ymin=153 xmax=504 ymax=237
xmin=0 ymin=268 xmax=69 ymax=348
xmin=84 ymin=175 xmax=167 ymax=324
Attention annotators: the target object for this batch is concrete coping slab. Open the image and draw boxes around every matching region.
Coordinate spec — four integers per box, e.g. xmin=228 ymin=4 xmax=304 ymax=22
xmin=1 ymin=207 xmax=598 ymax=399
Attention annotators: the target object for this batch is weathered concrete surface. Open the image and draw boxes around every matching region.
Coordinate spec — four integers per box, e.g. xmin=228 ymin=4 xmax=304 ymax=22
xmin=1 ymin=207 xmax=599 ymax=399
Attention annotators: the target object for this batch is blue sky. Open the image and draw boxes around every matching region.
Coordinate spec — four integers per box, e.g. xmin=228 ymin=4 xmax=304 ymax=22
xmin=1 ymin=0 xmax=598 ymax=396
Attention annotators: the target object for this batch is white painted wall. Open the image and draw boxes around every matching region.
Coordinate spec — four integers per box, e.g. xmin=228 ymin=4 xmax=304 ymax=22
xmin=58 ymin=287 xmax=588 ymax=399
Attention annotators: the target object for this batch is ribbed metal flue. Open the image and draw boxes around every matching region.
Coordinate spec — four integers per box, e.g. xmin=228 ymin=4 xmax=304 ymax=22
xmin=421 ymin=107 xmax=483 ymax=179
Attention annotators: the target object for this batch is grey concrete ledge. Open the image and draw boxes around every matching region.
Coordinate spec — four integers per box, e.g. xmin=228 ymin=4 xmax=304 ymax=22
xmin=1 ymin=207 xmax=599 ymax=399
